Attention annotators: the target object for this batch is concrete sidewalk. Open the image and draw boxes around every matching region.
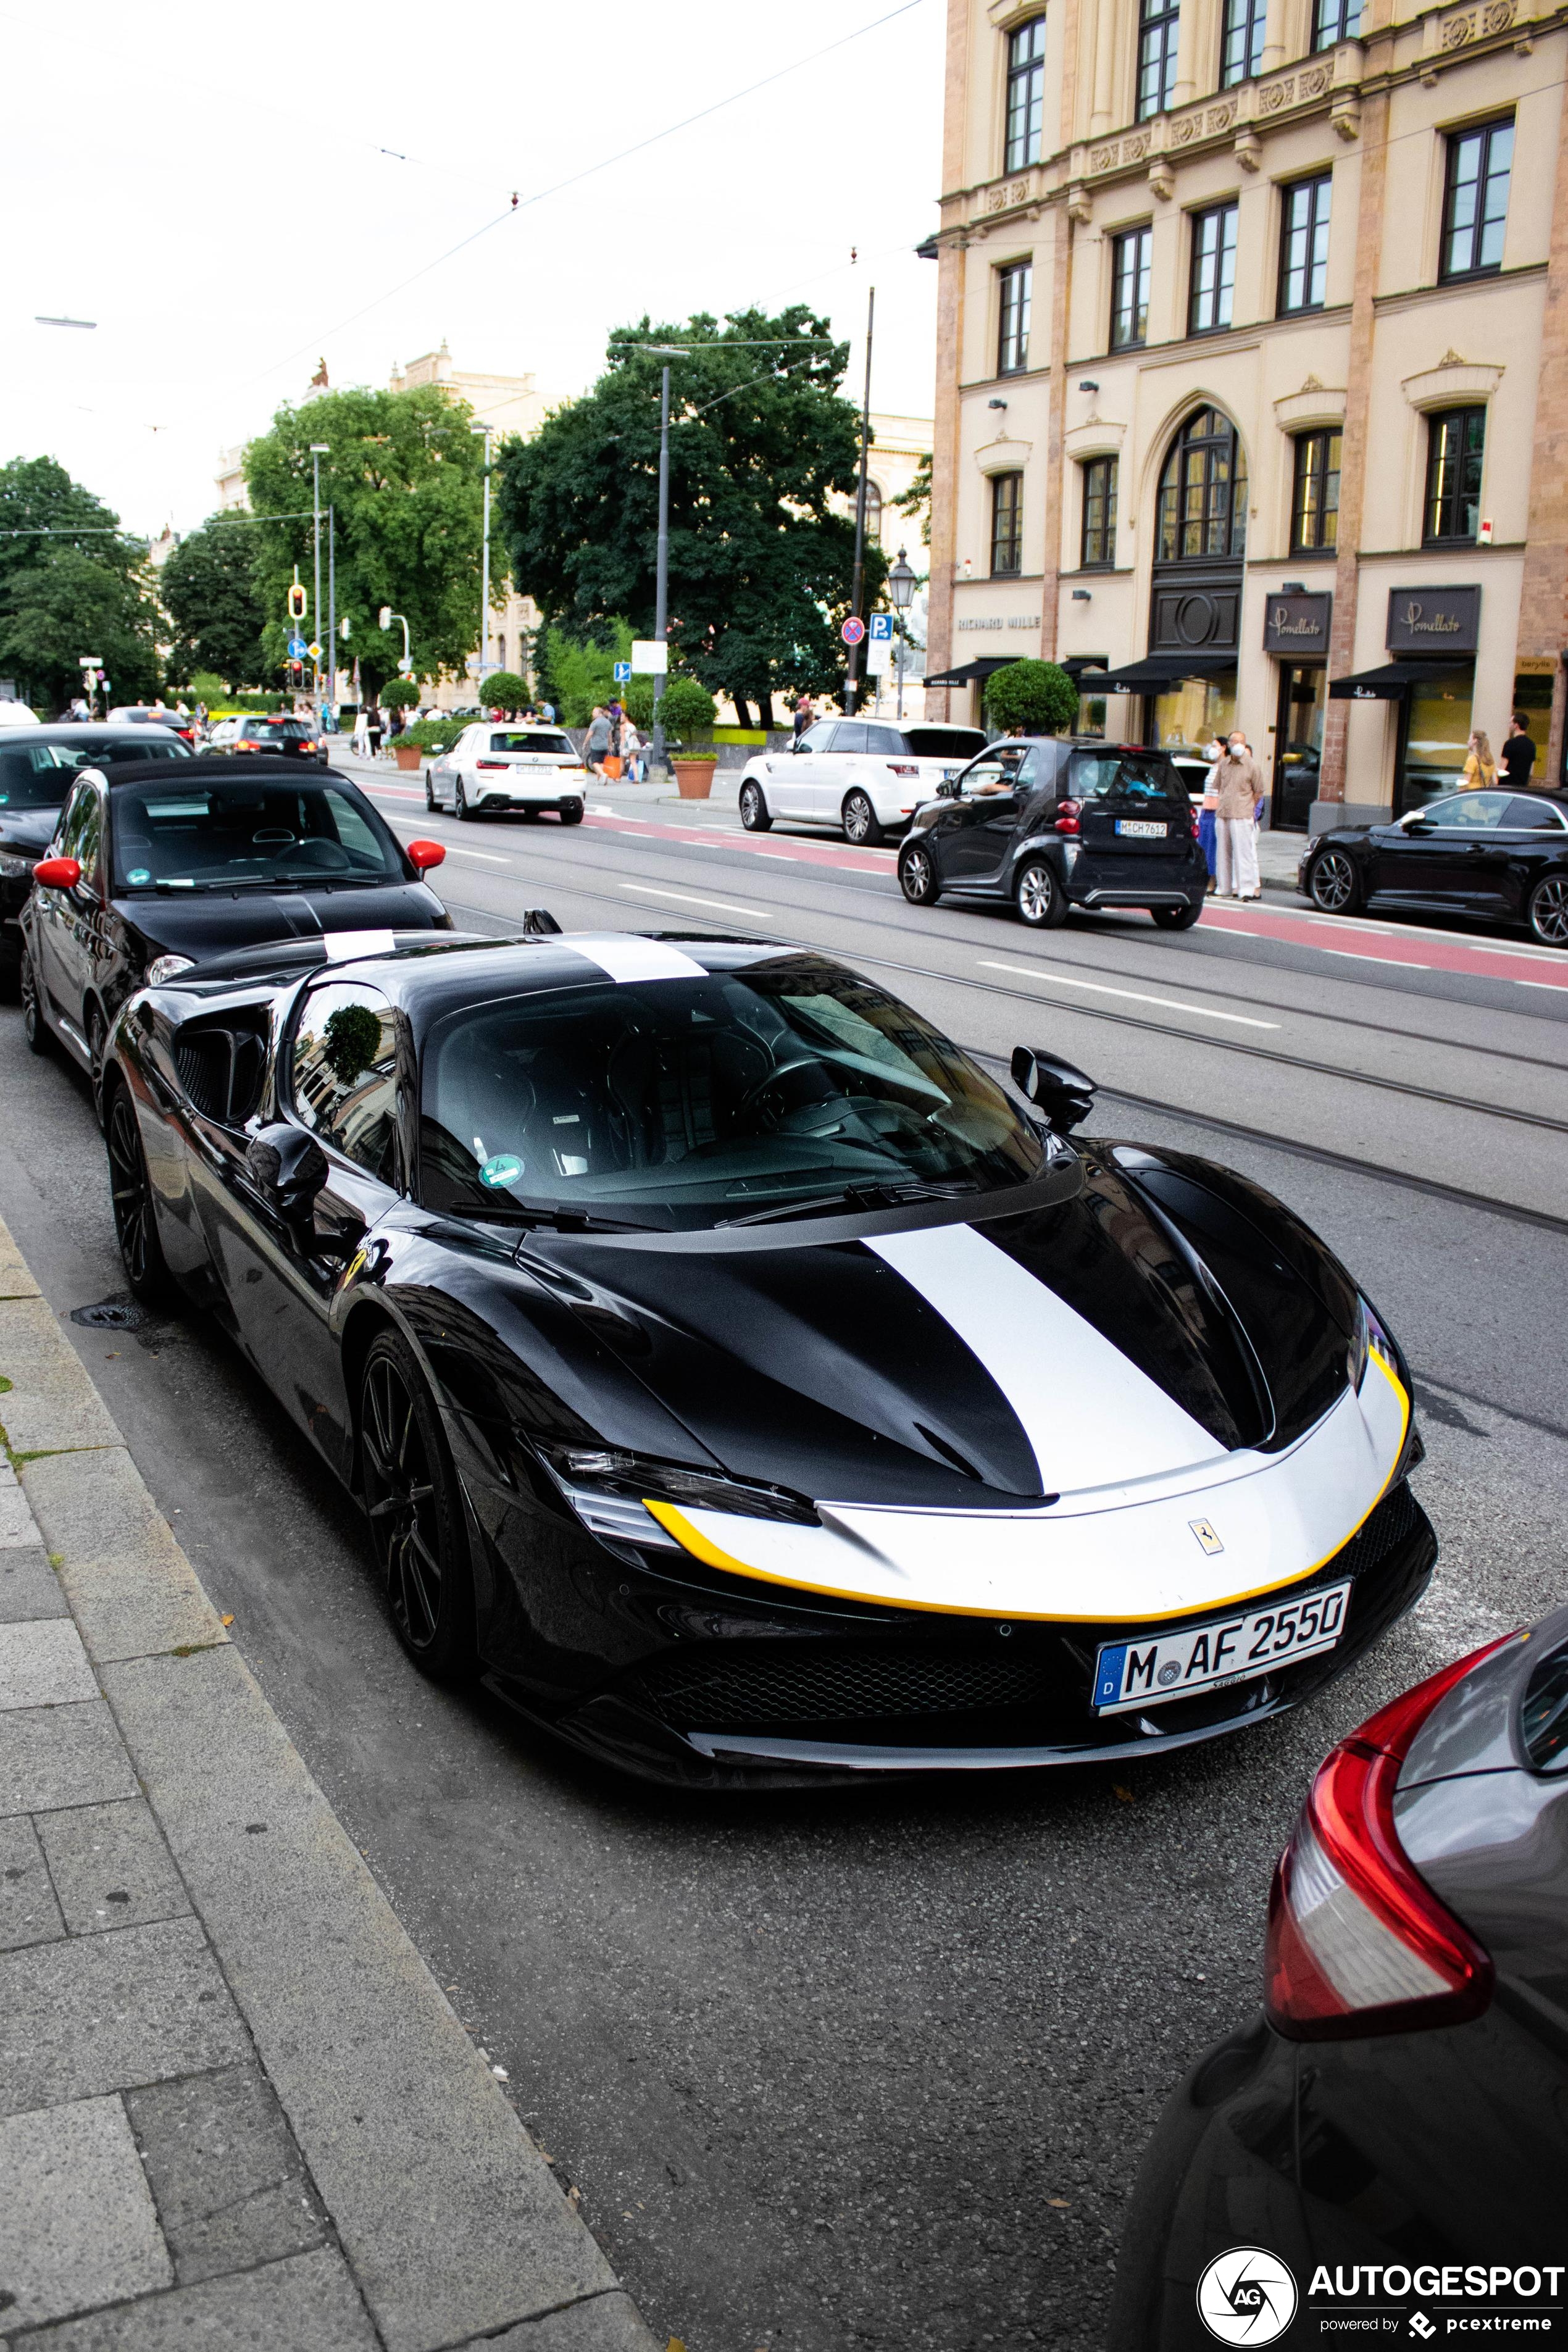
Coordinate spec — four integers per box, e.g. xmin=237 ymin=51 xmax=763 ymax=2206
xmin=0 ymin=1216 xmax=662 ymax=2351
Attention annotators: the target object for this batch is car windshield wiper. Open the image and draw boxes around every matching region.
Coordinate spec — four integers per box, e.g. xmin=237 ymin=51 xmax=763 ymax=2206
xmin=718 ymin=1178 xmax=982 ymax=1228
xmin=503 ymin=1203 xmax=654 ymax=1234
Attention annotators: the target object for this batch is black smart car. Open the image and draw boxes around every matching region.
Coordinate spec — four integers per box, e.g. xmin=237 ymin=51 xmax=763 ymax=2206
xmin=19 ymin=754 xmax=451 ymax=1107
xmin=0 ymin=727 xmax=197 ymax=978
xmin=896 ymin=738 xmax=1207 ymax=930
xmin=1300 ymin=785 xmax=1568 ymax=946
xmin=1111 ymin=1617 xmax=1568 ymax=2345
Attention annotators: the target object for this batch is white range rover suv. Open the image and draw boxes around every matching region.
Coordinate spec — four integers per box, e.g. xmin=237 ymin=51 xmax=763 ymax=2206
xmin=424 ymin=724 xmax=587 ymax=824
xmin=736 ymin=720 xmax=989 ymax=845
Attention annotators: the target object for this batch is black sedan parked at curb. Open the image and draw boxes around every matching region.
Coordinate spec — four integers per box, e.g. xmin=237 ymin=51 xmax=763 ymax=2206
xmin=19 ymin=754 xmax=451 ymax=1111
xmin=1111 ymin=1616 xmax=1568 ymax=2346
xmin=1299 ymin=785 xmax=1568 ymax=946
xmin=0 ymin=726 xmax=197 ymax=977
xmin=101 ymin=925 xmax=1431 ymax=1788
xmin=897 ymin=738 xmax=1208 ymax=930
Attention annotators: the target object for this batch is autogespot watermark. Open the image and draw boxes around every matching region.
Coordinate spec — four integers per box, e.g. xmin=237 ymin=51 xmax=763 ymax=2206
xmin=1196 ymin=2255 xmax=1567 ymax=2341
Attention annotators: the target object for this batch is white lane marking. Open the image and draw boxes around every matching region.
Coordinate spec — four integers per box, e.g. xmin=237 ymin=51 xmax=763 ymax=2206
xmin=620 ymin=884 xmax=772 ymax=919
xmin=1318 ymin=948 xmax=1430 ymax=970
xmin=980 ymin=961 xmax=1282 ymax=1029
xmin=868 ymin=1224 xmax=1217 ymax=1493
xmin=426 ymin=844 xmax=515 ymax=864
xmin=568 ymin=934 xmax=709 ymax=983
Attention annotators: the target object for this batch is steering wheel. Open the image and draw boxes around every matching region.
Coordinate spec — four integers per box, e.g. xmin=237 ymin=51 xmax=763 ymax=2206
xmin=735 ymin=1056 xmax=825 ymax=1117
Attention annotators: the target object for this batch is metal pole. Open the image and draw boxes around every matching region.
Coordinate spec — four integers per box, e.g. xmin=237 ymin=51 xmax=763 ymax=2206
xmin=311 ymin=450 xmax=323 ymax=730
xmin=652 ymin=362 xmax=670 ymax=775
xmin=472 ymin=423 xmax=493 ymax=695
xmin=327 ymin=506 xmax=336 ymax=748
xmin=896 ymin=619 xmax=905 ymax=724
xmin=844 ymin=286 xmax=875 ymax=717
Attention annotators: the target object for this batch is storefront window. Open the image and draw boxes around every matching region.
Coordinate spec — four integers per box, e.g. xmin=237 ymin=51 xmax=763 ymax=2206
xmin=1150 ymin=674 xmax=1237 ymax=756
xmin=1077 ymin=691 xmax=1108 ymax=738
xmin=1400 ymin=664 xmax=1474 ymax=812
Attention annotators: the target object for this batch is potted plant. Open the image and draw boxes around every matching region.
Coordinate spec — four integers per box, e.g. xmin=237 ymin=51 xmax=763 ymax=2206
xmin=659 ymin=676 xmax=719 ymax=798
xmin=383 ymin=678 xmax=423 ymax=767
xmin=402 ymin=717 xmax=464 ymax=761
xmin=982 ymin=659 xmax=1080 ymax=738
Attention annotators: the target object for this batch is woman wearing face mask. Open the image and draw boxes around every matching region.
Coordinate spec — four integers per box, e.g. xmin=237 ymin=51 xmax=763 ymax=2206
xmin=1214 ymin=732 xmax=1264 ymax=899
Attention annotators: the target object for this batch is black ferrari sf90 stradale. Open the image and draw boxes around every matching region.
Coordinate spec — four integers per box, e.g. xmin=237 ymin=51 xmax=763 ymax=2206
xmin=102 ymin=926 xmax=1434 ymax=1786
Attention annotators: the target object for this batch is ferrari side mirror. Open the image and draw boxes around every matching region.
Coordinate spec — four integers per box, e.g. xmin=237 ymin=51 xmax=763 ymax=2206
xmin=406 ymin=838 xmax=446 ymax=871
xmin=1011 ymin=1045 xmax=1096 ymax=1133
xmin=33 ymin=856 xmax=82 ymax=890
xmin=246 ymin=1123 xmax=330 ymax=1220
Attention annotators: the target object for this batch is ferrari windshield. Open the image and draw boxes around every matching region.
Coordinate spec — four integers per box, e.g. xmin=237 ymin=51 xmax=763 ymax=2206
xmin=420 ymin=951 xmax=1047 ymax=1228
xmin=109 ymin=778 xmax=404 ymax=891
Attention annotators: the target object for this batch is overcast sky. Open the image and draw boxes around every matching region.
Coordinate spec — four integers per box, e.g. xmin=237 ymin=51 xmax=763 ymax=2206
xmin=1 ymin=0 xmax=943 ymax=543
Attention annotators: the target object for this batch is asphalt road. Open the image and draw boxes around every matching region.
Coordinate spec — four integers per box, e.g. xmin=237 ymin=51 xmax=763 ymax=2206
xmin=4 ymin=777 xmax=1567 ymax=2352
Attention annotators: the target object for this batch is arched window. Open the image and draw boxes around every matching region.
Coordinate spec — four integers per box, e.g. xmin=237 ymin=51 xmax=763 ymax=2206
xmin=864 ymin=481 xmax=883 ymax=544
xmin=1156 ymin=409 xmax=1248 ymax=562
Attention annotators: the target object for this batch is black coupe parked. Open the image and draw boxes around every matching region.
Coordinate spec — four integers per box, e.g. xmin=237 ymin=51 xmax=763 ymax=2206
xmin=1301 ymin=786 xmax=1568 ymax=946
xmin=20 ymin=756 xmax=451 ymax=1107
xmin=0 ymin=726 xmax=196 ymax=978
xmin=101 ymin=926 xmax=1432 ymax=1787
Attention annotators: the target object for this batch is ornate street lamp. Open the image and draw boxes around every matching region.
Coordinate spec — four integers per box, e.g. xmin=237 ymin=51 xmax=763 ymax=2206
xmin=886 ymin=546 xmax=918 ymax=719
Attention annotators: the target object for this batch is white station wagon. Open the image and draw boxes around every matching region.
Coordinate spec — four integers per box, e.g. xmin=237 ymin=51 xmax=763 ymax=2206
xmin=736 ymin=720 xmax=988 ymax=845
xmin=423 ymin=724 xmax=587 ymax=824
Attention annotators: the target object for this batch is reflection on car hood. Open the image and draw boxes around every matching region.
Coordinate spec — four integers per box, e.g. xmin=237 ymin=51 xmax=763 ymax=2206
xmin=538 ymin=1147 xmax=1354 ymax=1509
xmin=111 ymin=880 xmax=443 ymax=962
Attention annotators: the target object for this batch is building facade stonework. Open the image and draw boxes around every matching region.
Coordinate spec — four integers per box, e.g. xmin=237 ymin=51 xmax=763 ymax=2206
xmin=925 ymin=0 xmax=1568 ymax=828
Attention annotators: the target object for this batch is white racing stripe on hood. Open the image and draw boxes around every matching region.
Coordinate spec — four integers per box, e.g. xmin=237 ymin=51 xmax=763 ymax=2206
xmin=567 ymin=935 xmax=709 ymax=984
xmin=867 ymin=1223 xmax=1220 ymax=1496
xmin=322 ymin=928 xmax=396 ymax=960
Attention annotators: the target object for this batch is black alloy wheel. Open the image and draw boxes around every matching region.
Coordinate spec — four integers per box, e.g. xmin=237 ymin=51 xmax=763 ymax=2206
xmin=19 ymin=949 xmax=49 ymax=1055
xmin=454 ymin=778 xmax=473 ymax=823
xmin=559 ymin=800 xmax=584 ymax=826
xmin=1151 ymin=901 xmax=1203 ymax=930
xmin=842 ymin=790 xmax=884 ymax=847
xmin=898 ymin=841 xmax=941 ymax=906
xmin=425 ymin=770 xmax=436 ymax=811
xmin=1014 ymin=858 xmax=1068 ymax=929
xmin=1528 ymin=873 xmax=1568 ymax=948
xmin=106 ymin=1082 xmax=173 ymax=1304
xmin=739 ymin=781 xmax=772 ymax=833
xmin=359 ymin=1331 xmax=475 ymax=1680
xmin=1309 ymin=846 xmax=1362 ymax=915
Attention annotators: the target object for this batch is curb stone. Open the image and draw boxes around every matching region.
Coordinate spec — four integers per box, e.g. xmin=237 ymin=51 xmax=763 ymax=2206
xmin=0 ymin=1209 xmax=662 ymax=2352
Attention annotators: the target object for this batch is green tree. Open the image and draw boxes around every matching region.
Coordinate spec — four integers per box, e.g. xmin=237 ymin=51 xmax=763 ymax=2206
xmin=536 ymin=620 xmax=635 ymax=725
xmin=984 ymin=659 xmax=1079 ymax=736
xmin=0 ymin=456 xmax=144 ymax=597
xmin=891 ymin=451 xmax=932 ymax=548
xmin=0 ymin=546 xmax=161 ymax=710
xmin=241 ymin=385 xmax=485 ymax=698
xmin=659 ymin=675 xmax=718 ymax=740
xmin=480 ymin=670 xmax=531 ymax=715
xmin=159 ymin=515 xmax=270 ymax=688
xmin=496 ymin=309 xmax=881 ymax=729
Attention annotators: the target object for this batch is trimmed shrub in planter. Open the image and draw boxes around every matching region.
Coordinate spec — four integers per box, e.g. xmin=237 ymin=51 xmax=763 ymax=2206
xmin=983 ymin=659 xmax=1078 ymax=737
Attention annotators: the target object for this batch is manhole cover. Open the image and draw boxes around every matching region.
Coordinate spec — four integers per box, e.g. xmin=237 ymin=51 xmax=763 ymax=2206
xmin=70 ymin=1298 xmax=152 ymax=1332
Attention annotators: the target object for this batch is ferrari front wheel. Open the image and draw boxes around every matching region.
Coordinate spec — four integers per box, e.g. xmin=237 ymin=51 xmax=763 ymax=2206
xmin=359 ymin=1330 xmax=476 ymax=1680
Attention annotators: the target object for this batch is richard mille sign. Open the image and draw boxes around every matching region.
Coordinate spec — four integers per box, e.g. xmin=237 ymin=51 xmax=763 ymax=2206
xmin=1386 ymin=585 xmax=1480 ymax=656
xmin=956 ymin=615 xmax=1038 ymax=631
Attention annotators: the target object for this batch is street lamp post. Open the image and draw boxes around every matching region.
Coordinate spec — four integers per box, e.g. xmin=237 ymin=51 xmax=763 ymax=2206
xmin=471 ymin=423 xmax=493 ymax=699
xmin=844 ymin=286 xmax=875 ymax=717
xmin=886 ymin=545 xmax=917 ymax=724
xmin=653 ymin=362 xmax=670 ymax=776
xmin=309 ymin=444 xmax=328 ymax=735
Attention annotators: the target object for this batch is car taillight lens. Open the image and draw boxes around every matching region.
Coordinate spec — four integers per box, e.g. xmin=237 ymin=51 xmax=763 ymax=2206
xmin=1054 ymin=798 xmax=1082 ymax=835
xmin=1265 ymin=1637 xmax=1516 ymax=2040
xmin=476 ymin=759 xmax=507 ymax=770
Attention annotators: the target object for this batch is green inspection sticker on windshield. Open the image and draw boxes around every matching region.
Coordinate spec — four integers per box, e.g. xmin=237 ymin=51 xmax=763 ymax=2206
xmin=127 ymin=867 xmax=151 ymax=884
xmin=480 ymin=1154 xmax=525 ymax=1189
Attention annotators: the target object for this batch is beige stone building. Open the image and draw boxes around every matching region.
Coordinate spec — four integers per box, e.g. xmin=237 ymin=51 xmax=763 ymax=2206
xmin=924 ymin=0 xmax=1568 ymax=828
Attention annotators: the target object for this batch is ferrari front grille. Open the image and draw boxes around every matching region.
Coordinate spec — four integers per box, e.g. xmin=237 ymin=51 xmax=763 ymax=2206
xmin=641 ymin=1647 xmax=1051 ymax=1728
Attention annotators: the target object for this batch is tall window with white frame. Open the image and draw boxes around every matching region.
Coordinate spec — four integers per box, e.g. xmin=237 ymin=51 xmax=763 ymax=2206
xmin=1311 ymin=0 xmax=1361 ymax=47
xmin=997 ymin=262 xmax=1032 ymax=376
xmin=1278 ymin=174 xmax=1332 ymax=314
xmin=1109 ymin=227 xmax=1153 ymax=349
xmin=1004 ymin=17 xmax=1047 ymax=171
xmin=990 ymin=472 xmax=1024 ymax=576
xmin=1137 ymin=0 xmax=1180 ymax=120
xmin=1424 ymin=408 xmax=1485 ymax=544
xmin=1440 ymin=119 xmax=1513 ymax=280
xmin=1220 ymin=0 xmax=1266 ymax=86
xmin=1189 ymin=203 xmax=1238 ymax=335
xmin=1080 ymin=459 xmax=1118 ymax=569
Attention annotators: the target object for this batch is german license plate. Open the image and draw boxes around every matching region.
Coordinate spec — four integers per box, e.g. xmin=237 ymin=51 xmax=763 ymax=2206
xmin=1092 ymin=1580 xmax=1352 ymax=1714
xmin=1116 ymin=818 xmax=1167 ymax=838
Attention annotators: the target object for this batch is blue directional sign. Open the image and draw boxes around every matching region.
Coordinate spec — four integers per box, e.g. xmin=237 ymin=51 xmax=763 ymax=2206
xmin=869 ymin=613 xmax=895 ymax=641
xmin=286 ymin=635 xmax=308 ymax=660
xmin=612 ymin=661 xmax=632 ymax=683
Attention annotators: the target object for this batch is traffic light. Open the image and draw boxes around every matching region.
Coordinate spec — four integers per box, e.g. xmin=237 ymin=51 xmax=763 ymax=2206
xmin=287 ymin=583 xmax=307 ymax=623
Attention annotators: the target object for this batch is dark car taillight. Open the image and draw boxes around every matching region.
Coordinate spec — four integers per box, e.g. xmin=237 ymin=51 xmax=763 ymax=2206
xmin=1054 ymin=798 xmax=1082 ymax=835
xmin=1264 ymin=1638 xmax=1515 ymax=2040
xmin=476 ymin=759 xmax=507 ymax=770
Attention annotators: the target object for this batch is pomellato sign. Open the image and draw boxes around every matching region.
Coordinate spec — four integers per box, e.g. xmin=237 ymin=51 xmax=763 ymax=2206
xmin=1386 ymin=584 xmax=1480 ymax=656
xmin=1262 ymin=591 xmax=1331 ymax=656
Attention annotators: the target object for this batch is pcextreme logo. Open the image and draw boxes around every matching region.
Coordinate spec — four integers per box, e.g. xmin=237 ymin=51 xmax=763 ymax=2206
xmin=1197 ymin=2246 xmax=1299 ymax=2343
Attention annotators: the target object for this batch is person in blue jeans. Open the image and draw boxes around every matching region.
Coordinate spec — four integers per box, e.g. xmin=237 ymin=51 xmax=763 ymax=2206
xmin=1197 ymin=738 xmax=1222 ymax=894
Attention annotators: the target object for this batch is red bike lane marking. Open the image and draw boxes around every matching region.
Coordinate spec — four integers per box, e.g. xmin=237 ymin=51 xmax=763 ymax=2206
xmin=1203 ymin=901 xmax=1568 ymax=990
xmin=578 ymin=811 xmax=893 ymax=874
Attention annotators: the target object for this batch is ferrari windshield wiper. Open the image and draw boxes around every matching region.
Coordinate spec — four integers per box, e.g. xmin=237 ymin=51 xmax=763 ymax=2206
xmin=719 ymin=1178 xmax=980 ymax=1228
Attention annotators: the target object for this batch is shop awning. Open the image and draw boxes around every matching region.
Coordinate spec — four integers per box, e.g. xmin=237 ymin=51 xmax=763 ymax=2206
xmin=1327 ymin=661 xmax=1433 ymax=701
xmin=923 ymin=656 xmax=1020 ymax=687
xmin=1090 ymin=654 xmax=1238 ymax=693
xmin=1061 ymin=655 xmax=1111 ymax=681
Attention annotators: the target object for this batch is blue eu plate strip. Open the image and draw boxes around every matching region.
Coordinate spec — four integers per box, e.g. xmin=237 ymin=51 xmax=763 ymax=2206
xmin=1094 ymin=1648 xmax=1125 ymax=1708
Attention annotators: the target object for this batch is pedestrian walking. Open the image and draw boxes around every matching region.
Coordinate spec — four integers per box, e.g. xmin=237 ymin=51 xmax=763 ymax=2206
xmin=793 ymin=694 xmax=812 ymax=740
xmin=1197 ymin=737 xmax=1222 ymax=893
xmin=367 ymin=706 xmax=384 ymax=759
xmin=1461 ymin=728 xmax=1497 ymax=790
xmin=620 ymin=716 xmax=645 ymax=782
xmin=583 ymin=704 xmax=612 ymax=778
xmin=1499 ymin=714 xmax=1537 ymax=789
xmin=603 ymin=702 xmax=625 ymax=782
xmin=1214 ymin=732 xmax=1264 ymax=899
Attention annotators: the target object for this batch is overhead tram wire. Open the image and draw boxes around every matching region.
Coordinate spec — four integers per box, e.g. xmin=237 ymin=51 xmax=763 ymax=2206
xmin=238 ymin=0 xmax=930 ymax=396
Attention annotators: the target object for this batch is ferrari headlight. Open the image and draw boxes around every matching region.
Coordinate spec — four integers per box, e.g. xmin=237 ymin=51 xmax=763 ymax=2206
xmin=145 ymin=954 xmax=197 ymax=986
xmin=540 ymin=1443 xmax=818 ymax=1545
xmin=0 ymin=851 xmax=34 ymax=878
xmin=1348 ymin=1295 xmax=1370 ymax=1393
